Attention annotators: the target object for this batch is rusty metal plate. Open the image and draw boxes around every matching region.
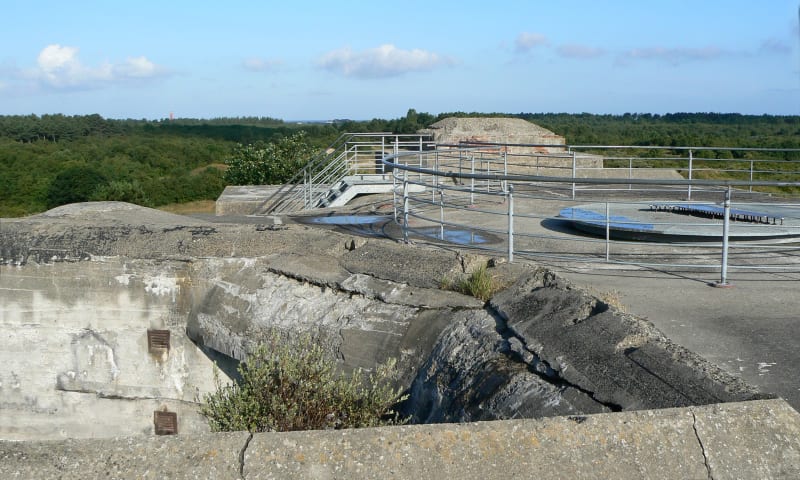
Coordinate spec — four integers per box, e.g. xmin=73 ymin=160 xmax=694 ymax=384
xmin=154 ymin=410 xmax=178 ymax=435
xmin=147 ymin=329 xmax=170 ymax=353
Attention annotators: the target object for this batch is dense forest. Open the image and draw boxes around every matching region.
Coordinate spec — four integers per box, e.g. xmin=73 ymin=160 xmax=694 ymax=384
xmin=1 ymin=111 xmax=798 ymax=217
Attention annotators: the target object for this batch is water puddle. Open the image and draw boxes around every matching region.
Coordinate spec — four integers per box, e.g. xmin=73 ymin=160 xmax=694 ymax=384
xmin=303 ymin=215 xmax=389 ymax=225
xmin=412 ymin=227 xmax=490 ymax=245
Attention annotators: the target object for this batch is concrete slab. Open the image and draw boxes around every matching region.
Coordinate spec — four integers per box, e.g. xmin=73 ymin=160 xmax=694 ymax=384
xmin=3 ymin=399 xmax=798 ymax=479
xmin=554 ymin=265 xmax=800 ymax=412
xmin=215 ymin=185 xmax=284 ymax=215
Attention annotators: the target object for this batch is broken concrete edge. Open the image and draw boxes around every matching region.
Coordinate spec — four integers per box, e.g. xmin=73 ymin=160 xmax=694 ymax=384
xmin=2 ymin=399 xmax=798 ymax=480
xmin=489 ymin=268 xmax=764 ymax=405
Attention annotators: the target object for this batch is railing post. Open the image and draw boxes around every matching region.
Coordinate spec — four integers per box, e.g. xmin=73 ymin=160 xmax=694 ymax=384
xmin=501 ymin=152 xmax=508 ymax=192
xmin=418 ymin=136 xmax=423 ymax=182
xmin=487 ymin=158 xmax=491 ymax=193
xmin=458 ymin=149 xmax=463 ymax=185
xmin=605 ymin=202 xmax=611 ymax=262
xmin=392 ymin=167 xmax=398 ymax=221
xmin=717 ymin=186 xmax=732 ymax=287
xmin=439 ymin=182 xmax=445 ymax=240
xmin=749 ymin=160 xmax=754 ymax=193
xmin=571 ymin=151 xmax=577 ymax=200
xmin=470 ymin=155 xmax=475 ymax=205
xmin=403 ymin=170 xmax=410 ymax=244
xmin=507 ymin=184 xmax=515 ymax=263
xmin=687 ymin=149 xmax=693 ymax=200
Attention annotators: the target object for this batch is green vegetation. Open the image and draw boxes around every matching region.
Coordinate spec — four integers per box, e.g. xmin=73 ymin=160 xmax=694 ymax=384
xmin=0 ymin=115 xmax=337 ymax=217
xmin=1 ymin=110 xmax=798 ymax=217
xmin=224 ymin=132 xmax=316 ymax=185
xmin=200 ymin=334 xmax=407 ymax=433
xmin=45 ymin=165 xmax=108 ymax=209
xmin=441 ymin=265 xmax=503 ymax=302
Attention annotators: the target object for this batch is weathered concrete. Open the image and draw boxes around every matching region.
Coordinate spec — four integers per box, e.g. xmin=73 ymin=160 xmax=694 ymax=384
xmin=2 ymin=399 xmax=798 ymax=479
xmin=419 ymin=117 xmax=566 ymax=151
xmin=489 ymin=269 xmax=760 ymax=409
xmin=215 ymin=185 xmax=283 ymax=216
xmin=0 ymin=201 xmax=773 ymax=443
xmin=0 ymin=258 xmax=226 ymax=440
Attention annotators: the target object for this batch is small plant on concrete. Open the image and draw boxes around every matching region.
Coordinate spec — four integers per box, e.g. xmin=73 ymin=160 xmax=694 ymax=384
xmin=442 ymin=265 xmax=502 ymax=302
xmin=200 ymin=334 xmax=408 ymax=433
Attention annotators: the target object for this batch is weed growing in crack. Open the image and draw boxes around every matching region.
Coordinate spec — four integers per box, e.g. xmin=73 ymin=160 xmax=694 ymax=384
xmin=442 ymin=265 xmax=504 ymax=302
xmin=200 ymin=333 xmax=408 ymax=433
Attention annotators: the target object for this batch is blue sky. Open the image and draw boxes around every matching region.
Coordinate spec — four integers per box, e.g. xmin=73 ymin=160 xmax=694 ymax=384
xmin=1 ymin=0 xmax=798 ymax=120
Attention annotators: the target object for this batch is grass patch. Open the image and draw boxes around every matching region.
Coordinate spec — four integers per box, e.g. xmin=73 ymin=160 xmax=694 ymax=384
xmin=441 ymin=265 xmax=504 ymax=302
xmin=157 ymin=200 xmax=217 ymax=214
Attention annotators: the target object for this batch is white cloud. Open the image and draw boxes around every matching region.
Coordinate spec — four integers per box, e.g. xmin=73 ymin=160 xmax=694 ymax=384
xmin=514 ymin=32 xmax=548 ymax=53
xmin=318 ymin=44 xmax=453 ymax=79
xmin=556 ymin=44 xmax=605 ymax=59
xmin=27 ymin=44 xmax=166 ymax=89
xmin=618 ymin=46 xmax=724 ymax=66
xmin=115 ymin=56 xmax=158 ymax=78
xmin=242 ymin=57 xmax=284 ymax=72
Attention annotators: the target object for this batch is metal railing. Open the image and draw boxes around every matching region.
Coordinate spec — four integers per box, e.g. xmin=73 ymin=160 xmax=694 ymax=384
xmin=386 ymin=144 xmax=800 ymax=284
xmin=257 ymin=133 xmax=434 ymax=214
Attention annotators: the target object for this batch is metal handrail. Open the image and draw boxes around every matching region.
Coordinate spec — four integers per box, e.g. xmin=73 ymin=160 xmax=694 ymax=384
xmin=384 ymin=145 xmax=800 ymax=284
xmin=258 ymin=132 xmax=434 ymax=214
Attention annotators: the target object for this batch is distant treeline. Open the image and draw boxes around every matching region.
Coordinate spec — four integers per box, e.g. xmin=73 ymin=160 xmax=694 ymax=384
xmin=1 ymin=111 xmax=798 ymax=217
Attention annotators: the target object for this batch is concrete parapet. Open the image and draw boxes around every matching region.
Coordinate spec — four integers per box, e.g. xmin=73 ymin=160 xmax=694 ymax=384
xmin=2 ymin=399 xmax=798 ymax=479
xmin=215 ymin=185 xmax=283 ymax=216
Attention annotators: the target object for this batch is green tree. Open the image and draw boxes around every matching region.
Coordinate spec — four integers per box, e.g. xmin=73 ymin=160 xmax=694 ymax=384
xmin=224 ymin=131 xmax=316 ymax=185
xmin=45 ymin=166 xmax=108 ymax=209
xmin=92 ymin=180 xmax=151 ymax=206
xmin=200 ymin=334 xmax=407 ymax=433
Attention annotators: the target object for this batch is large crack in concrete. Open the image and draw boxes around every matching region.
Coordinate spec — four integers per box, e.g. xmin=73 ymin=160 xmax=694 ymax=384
xmin=238 ymin=432 xmax=253 ymax=479
xmin=492 ymin=309 xmax=624 ymax=413
xmin=691 ymin=410 xmax=714 ymax=480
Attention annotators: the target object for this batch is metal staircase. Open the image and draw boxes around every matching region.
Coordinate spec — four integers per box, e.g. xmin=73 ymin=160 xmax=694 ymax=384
xmin=255 ymin=132 xmax=434 ymax=215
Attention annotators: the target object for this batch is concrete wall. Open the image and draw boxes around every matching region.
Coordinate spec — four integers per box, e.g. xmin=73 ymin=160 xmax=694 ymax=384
xmin=2 ymin=399 xmax=799 ymax=479
xmin=418 ymin=117 xmax=603 ymax=175
xmin=0 ymin=258 xmax=225 ymax=440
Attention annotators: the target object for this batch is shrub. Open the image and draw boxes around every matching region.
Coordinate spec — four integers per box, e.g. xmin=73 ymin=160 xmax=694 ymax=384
xmin=224 ymin=131 xmax=316 ymax=185
xmin=45 ymin=165 xmax=107 ymax=208
xmin=200 ymin=334 xmax=407 ymax=433
xmin=92 ymin=180 xmax=151 ymax=206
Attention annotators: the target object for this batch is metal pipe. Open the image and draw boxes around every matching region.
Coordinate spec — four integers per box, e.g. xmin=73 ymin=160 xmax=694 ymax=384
xmin=439 ymin=183 xmax=445 ymax=240
xmin=403 ymin=171 xmax=409 ymax=244
xmin=507 ymin=184 xmax=515 ymax=263
xmin=470 ymin=155 xmax=475 ymax=205
xmin=719 ymin=187 xmax=732 ymax=286
xmin=571 ymin=151 xmax=577 ymax=200
xmin=687 ymin=149 xmax=693 ymax=200
xmin=392 ymin=169 xmax=397 ymax=221
xmin=605 ymin=202 xmax=611 ymax=262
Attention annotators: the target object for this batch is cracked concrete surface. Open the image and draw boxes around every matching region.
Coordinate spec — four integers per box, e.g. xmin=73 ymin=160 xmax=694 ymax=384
xmin=2 ymin=399 xmax=798 ymax=479
xmin=239 ymin=432 xmax=253 ymax=479
xmin=692 ymin=411 xmax=714 ymax=480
